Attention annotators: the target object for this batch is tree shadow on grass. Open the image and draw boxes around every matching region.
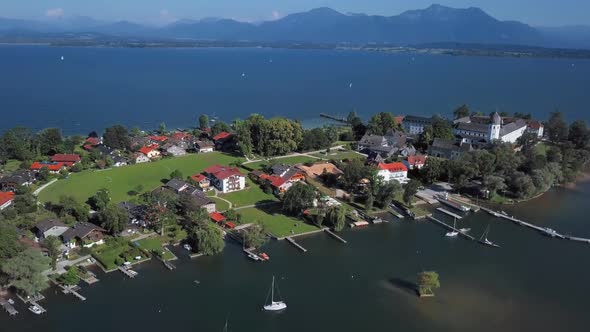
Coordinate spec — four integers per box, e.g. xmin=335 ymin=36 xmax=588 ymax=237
xmin=388 ymin=277 xmax=420 ymax=297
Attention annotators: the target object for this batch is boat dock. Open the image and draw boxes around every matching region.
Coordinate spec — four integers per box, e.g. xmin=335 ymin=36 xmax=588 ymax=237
xmin=426 ymin=216 xmax=475 ymax=241
xmin=389 ymin=208 xmax=404 ymax=219
xmin=29 ymin=301 xmax=47 ymax=314
xmin=436 ymin=207 xmax=463 ymax=219
xmin=118 ymin=267 xmax=137 ymax=278
xmin=51 ymin=280 xmax=86 ymax=301
xmin=155 ymin=255 xmax=176 ymax=270
xmin=0 ymin=298 xmax=18 ymax=316
xmin=81 ymin=271 xmax=99 ymax=285
xmin=480 ymin=207 xmax=567 ymax=239
xmin=285 ymin=237 xmax=307 ymax=252
xmin=324 ymin=229 xmax=347 ymax=243
xmin=319 ymin=113 xmax=349 ymax=123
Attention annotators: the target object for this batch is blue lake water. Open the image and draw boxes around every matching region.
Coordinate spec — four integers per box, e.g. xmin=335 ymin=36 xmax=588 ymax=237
xmin=1 ymin=45 xmax=589 ymax=135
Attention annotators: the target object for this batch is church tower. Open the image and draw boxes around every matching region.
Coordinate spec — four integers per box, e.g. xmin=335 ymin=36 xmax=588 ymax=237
xmin=489 ymin=112 xmax=502 ymax=141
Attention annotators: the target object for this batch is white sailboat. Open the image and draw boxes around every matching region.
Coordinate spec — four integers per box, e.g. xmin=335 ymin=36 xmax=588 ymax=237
xmin=445 ymin=218 xmax=459 ymax=237
xmin=263 ymin=276 xmax=287 ymax=311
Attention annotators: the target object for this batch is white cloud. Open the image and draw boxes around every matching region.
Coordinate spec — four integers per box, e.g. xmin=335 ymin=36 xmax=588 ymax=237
xmin=271 ymin=10 xmax=281 ymax=20
xmin=45 ymin=8 xmax=65 ymax=18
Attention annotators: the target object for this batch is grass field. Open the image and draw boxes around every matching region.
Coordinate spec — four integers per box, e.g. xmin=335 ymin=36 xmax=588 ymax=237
xmin=244 ymin=155 xmax=320 ymax=171
xmin=219 ymin=178 xmax=277 ymax=207
xmin=135 ymin=237 xmax=176 ymax=261
xmin=209 ymin=197 xmax=231 ymax=211
xmin=0 ymin=159 xmax=20 ymax=175
xmin=239 ymin=205 xmax=319 ymax=238
xmin=39 ymin=153 xmax=242 ymax=204
xmin=310 ymin=150 xmax=365 ymax=161
xmin=92 ymin=238 xmax=149 ymax=271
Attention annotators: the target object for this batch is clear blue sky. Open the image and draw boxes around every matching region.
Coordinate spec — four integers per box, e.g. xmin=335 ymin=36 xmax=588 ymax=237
xmin=1 ymin=0 xmax=588 ymax=26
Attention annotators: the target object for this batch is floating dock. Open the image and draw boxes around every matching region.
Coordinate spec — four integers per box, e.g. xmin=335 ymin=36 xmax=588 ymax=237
xmin=324 ymin=229 xmax=347 ymax=243
xmin=81 ymin=271 xmax=99 ymax=285
xmin=0 ymin=298 xmax=18 ymax=316
xmin=426 ymin=216 xmax=475 ymax=241
xmin=29 ymin=301 xmax=47 ymax=314
xmin=118 ymin=267 xmax=137 ymax=278
xmin=51 ymin=280 xmax=86 ymax=301
xmin=436 ymin=207 xmax=463 ymax=219
xmin=285 ymin=237 xmax=307 ymax=252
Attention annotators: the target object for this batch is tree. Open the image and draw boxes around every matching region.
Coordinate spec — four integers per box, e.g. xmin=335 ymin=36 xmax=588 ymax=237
xmin=453 ymin=104 xmax=470 ymax=119
xmin=365 ymin=192 xmax=374 ymax=211
xmin=37 ymin=128 xmax=62 ymax=155
xmin=509 ymin=173 xmax=536 ymax=198
xmin=417 ymin=271 xmax=440 ymax=296
xmin=403 ymin=180 xmax=421 ymax=207
xmin=367 ymin=112 xmax=397 ymax=135
xmin=482 ymin=175 xmax=506 ymax=198
xmin=431 ymin=116 xmax=454 ymax=140
xmin=375 ymin=182 xmax=401 ymax=208
xmin=89 ymin=188 xmax=111 ymax=211
xmin=191 ymin=223 xmax=225 ymax=255
xmin=282 ymin=183 xmax=316 ymax=215
xmin=351 ymin=118 xmax=367 ymax=141
xmin=2 ymin=249 xmax=50 ymax=295
xmin=199 ymin=114 xmax=210 ymax=130
xmin=546 ymin=111 xmax=569 ymax=143
xmin=57 ymin=195 xmax=89 ymax=223
xmin=60 ymin=267 xmax=80 ymax=286
xmin=0 ymin=225 xmax=23 ymax=271
xmin=159 ymin=122 xmax=167 ymax=135
xmin=326 ymin=205 xmax=348 ymax=232
xmin=568 ymin=120 xmax=590 ymax=149
xmin=243 ymin=224 xmax=267 ymax=248
xmin=169 ymin=169 xmax=183 ymax=180
xmin=103 ymin=125 xmax=131 ymax=150
xmin=422 ymin=157 xmax=445 ymax=184
xmin=42 ymin=236 xmax=62 ymax=270
xmin=300 ymin=128 xmax=331 ymax=151
xmin=38 ymin=166 xmax=50 ymax=182
xmin=13 ymin=191 xmax=38 ymax=214
xmin=0 ymin=127 xmax=36 ymax=161
xmin=211 ymin=121 xmax=232 ymax=137
xmin=233 ymin=119 xmax=253 ymax=157
xmin=98 ymin=204 xmax=129 ymax=235
xmin=341 ymin=159 xmax=373 ymax=190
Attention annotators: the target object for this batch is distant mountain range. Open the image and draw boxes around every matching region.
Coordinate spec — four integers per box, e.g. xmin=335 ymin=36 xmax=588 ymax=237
xmin=1 ymin=5 xmax=589 ymax=49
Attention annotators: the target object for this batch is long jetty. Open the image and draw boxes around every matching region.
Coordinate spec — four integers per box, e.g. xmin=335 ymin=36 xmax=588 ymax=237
xmin=51 ymin=280 xmax=86 ymax=301
xmin=436 ymin=207 xmax=463 ymax=219
xmin=319 ymin=113 xmax=349 ymax=123
xmin=285 ymin=237 xmax=307 ymax=252
xmin=480 ymin=207 xmax=567 ymax=239
xmin=0 ymin=298 xmax=18 ymax=316
xmin=324 ymin=229 xmax=347 ymax=243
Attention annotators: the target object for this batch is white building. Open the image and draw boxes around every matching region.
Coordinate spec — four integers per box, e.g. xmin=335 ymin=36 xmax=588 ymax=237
xmin=204 ymin=165 xmax=246 ymax=193
xmin=402 ymin=116 xmax=434 ymax=135
xmin=377 ymin=162 xmax=409 ymax=184
xmin=166 ymin=145 xmax=187 ymax=157
xmin=454 ymin=112 xmax=528 ymax=145
xmin=34 ymin=219 xmax=70 ymax=240
xmin=132 ymin=153 xmax=150 ymax=164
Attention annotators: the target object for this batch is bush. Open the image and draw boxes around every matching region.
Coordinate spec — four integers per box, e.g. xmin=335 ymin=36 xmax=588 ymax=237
xmin=114 ymin=257 xmax=124 ymax=266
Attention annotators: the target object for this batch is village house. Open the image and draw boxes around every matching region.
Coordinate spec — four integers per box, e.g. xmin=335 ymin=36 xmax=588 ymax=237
xmin=117 ymin=202 xmax=148 ymax=236
xmin=404 ymin=155 xmax=427 ymax=170
xmin=195 ymin=140 xmax=215 ymax=153
xmin=191 ymin=173 xmax=211 ymax=190
xmin=139 ymin=146 xmax=161 ymax=159
xmin=377 ymin=162 xmax=409 ymax=184
xmin=429 ymin=138 xmax=473 ymax=160
xmin=132 ymin=153 xmax=150 ymax=164
xmin=165 ymin=145 xmax=187 ymax=157
xmin=94 ymin=144 xmax=116 ymax=157
xmin=61 ymin=222 xmax=107 ymax=248
xmin=85 ymin=136 xmax=101 ymax=146
xmin=298 ymin=162 xmax=343 ymax=179
xmin=166 ymin=178 xmax=190 ymax=193
xmin=50 ymin=154 xmax=81 ymax=164
xmin=526 ymin=120 xmax=545 ymax=138
xmin=402 ymin=115 xmax=434 ymax=135
xmin=34 ymin=219 xmax=70 ymax=240
xmin=357 ymin=129 xmax=407 ymax=157
xmin=170 ymin=132 xmax=192 ymax=141
xmin=30 ymin=161 xmax=68 ymax=174
xmin=130 ymin=136 xmax=151 ymax=149
xmin=148 ymin=135 xmax=168 ymax=145
xmin=256 ymin=164 xmax=306 ymax=195
xmin=203 ymin=165 xmax=246 ymax=193
xmin=190 ymin=191 xmax=217 ymax=213
xmin=0 ymin=191 xmax=15 ymax=210
xmin=0 ymin=170 xmax=36 ymax=191
xmin=213 ymin=132 xmax=234 ymax=150
xmin=112 ymin=156 xmax=129 ymax=167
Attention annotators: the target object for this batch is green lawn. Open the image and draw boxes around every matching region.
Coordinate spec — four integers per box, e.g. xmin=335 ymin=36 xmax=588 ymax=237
xmin=535 ymin=142 xmax=550 ymax=157
xmin=310 ymin=150 xmax=365 ymax=161
xmin=1 ymin=159 xmax=21 ymax=174
xmin=210 ymin=197 xmax=231 ymax=212
xmin=219 ymin=178 xmax=277 ymax=207
xmin=39 ymin=153 xmax=242 ymax=204
xmin=135 ymin=237 xmax=176 ymax=261
xmin=244 ymin=155 xmax=320 ymax=171
xmin=92 ymin=238 xmax=149 ymax=271
xmin=239 ymin=205 xmax=319 ymax=238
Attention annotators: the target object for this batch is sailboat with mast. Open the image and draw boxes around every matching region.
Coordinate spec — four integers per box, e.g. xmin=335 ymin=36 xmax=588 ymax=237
xmin=445 ymin=218 xmax=459 ymax=237
xmin=478 ymin=225 xmax=500 ymax=248
xmin=263 ymin=276 xmax=287 ymax=311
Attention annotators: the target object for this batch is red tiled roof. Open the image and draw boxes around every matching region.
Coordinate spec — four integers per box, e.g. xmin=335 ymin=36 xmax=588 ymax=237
xmin=83 ymin=144 xmax=94 ymax=151
xmin=210 ymin=212 xmax=226 ymax=223
xmin=147 ymin=143 xmax=160 ymax=149
xmin=378 ymin=162 xmax=408 ymax=173
xmin=148 ymin=135 xmax=168 ymax=142
xmin=528 ymin=121 xmax=543 ymax=129
xmin=139 ymin=147 xmax=153 ymax=155
xmin=395 ymin=116 xmax=405 ymax=125
xmin=213 ymin=131 xmax=232 ymax=141
xmin=0 ymin=191 xmax=15 ymax=206
xmin=171 ymin=132 xmax=191 ymax=140
xmin=224 ymin=221 xmax=236 ymax=229
xmin=31 ymin=162 xmax=66 ymax=171
xmin=270 ymin=176 xmax=287 ymax=188
xmin=203 ymin=165 xmax=243 ymax=180
xmin=86 ymin=137 xmax=100 ymax=145
xmin=51 ymin=154 xmax=81 ymax=163
xmin=191 ymin=174 xmax=207 ymax=182
xmin=407 ymin=155 xmax=427 ymax=166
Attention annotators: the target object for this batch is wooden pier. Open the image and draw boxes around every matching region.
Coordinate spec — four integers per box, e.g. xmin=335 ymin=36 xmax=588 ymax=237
xmin=0 ymin=298 xmax=18 ymax=316
xmin=324 ymin=229 xmax=347 ymax=243
xmin=286 ymin=237 xmax=307 ymax=252
xmin=29 ymin=301 xmax=47 ymax=314
xmin=51 ymin=280 xmax=86 ymax=301
xmin=426 ymin=216 xmax=475 ymax=241
xmin=436 ymin=207 xmax=463 ymax=219
xmin=118 ymin=267 xmax=137 ymax=278
xmin=155 ymin=255 xmax=176 ymax=270
xmin=81 ymin=271 xmax=99 ymax=285
xmin=319 ymin=113 xmax=349 ymax=123
xmin=480 ymin=207 xmax=567 ymax=239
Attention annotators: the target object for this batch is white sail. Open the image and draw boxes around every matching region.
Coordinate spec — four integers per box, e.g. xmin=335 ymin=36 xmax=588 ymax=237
xmin=263 ymin=276 xmax=287 ymax=311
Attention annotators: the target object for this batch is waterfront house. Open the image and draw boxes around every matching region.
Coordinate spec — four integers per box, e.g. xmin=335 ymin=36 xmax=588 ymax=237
xmin=209 ymin=212 xmax=226 ymax=224
xmin=0 ymin=191 xmax=15 ymax=210
xmin=166 ymin=178 xmax=190 ymax=193
xmin=0 ymin=170 xmax=36 ymax=191
xmin=526 ymin=120 xmax=545 ymax=138
xmin=117 ymin=202 xmax=149 ymax=236
xmin=165 ymin=145 xmax=187 ymax=157
xmin=429 ymin=138 xmax=473 ymax=160
xmin=132 ymin=153 xmax=150 ymax=164
xmin=139 ymin=146 xmax=161 ymax=159
xmin=171 ymin=132 xmax=192 ymax=141
xmin=377 ymin=162 xmax=409 ymax=184
xmin=453 ymin=112 xmax=528 ymax=145
xmin=203 ymin=165 xmax=246 ymax=193
xmin=50 ymin=154 xmax=81 ymax=164
xmin=85 ymin=136 xmax=101 ymax=146
xmin=404 ymin=155 xmax=427 ymax=170
xmin=61 ymin=222 xmax=107 ymax=248
xmin=190 ymin=173 xmax=211 ymax=190
xmin=195 ymin=140 xmax=215 ymax=153
xmin=402 ymin=115 xmax=434 ymax=135
xmin=213 ymin=132 xmax=234 ymax=150
xmin=34 ymin=218 xmax=69 ymax=240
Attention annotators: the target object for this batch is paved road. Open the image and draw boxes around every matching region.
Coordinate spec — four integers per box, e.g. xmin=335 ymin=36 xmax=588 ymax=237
xmin=242 ymin=146 xmax=345 ymax=165
xmin=33 ymin=179 xmax=58 ymax=197
xmin=43 ymin=255 xmax=91 ymax=276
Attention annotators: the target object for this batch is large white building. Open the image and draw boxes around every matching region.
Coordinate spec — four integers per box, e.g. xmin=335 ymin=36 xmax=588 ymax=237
xmin=377 ymin=162 xmax=409 ymax=184
xmin=454 ymin=112 xmax=528 ymax=145
xmin=204 ymin=165 xmax=246 ymax=193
